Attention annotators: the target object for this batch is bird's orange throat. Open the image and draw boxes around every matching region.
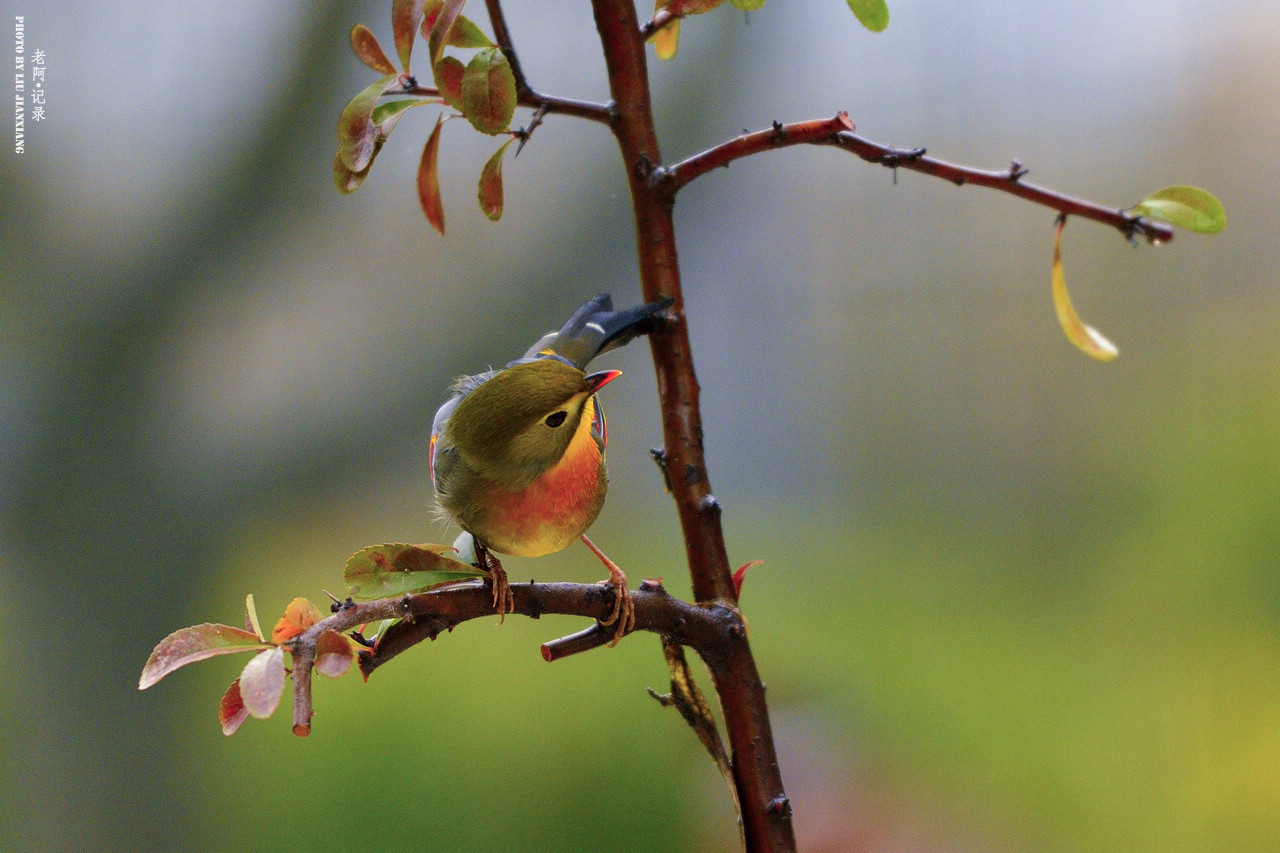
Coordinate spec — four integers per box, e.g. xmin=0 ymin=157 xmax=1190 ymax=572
xmin=477 ymin=403 xmax=607 ymax=557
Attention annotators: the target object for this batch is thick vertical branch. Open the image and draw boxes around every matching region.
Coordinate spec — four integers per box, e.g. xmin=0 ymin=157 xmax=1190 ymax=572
xmin=589 ymin=0 xmax=733 ymax=607
xmin=590 ymin=3 xmax=796 ymax=851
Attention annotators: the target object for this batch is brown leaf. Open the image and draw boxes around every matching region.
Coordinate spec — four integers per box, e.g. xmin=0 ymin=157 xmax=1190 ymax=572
xmin=349 ymin=24 xmax=397 ymax=74
xmin=139 ymin=623 xmax=268 ymax=690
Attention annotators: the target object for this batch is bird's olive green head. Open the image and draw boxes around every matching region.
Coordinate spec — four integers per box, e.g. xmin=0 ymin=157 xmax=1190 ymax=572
xmin=446 ymin=359 xmax=601 ymax=485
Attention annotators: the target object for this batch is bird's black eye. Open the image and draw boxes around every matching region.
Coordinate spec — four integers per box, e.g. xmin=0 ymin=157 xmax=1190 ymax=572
xmin=544 ymin=410 xmax=568 ymax=428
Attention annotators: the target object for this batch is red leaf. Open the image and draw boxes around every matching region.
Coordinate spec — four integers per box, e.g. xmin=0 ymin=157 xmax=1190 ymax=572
xmin=434 ymin=55 xmax=465 ymax=112
xmin=427 ymin=0 xmax=468 ymax=69
xmin=219 ymin=678 xmax=250 ymax=736
xmin=731 ymin=560 xmax=763 ymax=599
xmin=391 ymin=0 xmax=427 ymax=72
xmin=139 ymin=623 xmax=269 ymax=690
xmin=418 ymin=114 xmax=446 ymax=234
xmin=349 ymin=24 xmax=397 ymax=74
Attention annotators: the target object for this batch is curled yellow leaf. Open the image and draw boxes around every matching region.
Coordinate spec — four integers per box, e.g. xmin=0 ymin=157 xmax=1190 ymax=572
xmin=1052 ymin=218 xmax=1118 ymax=361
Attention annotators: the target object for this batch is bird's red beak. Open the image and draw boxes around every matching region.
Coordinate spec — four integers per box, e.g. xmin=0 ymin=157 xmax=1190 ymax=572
xmin=585 ymin=369 xmax=622 ymax=393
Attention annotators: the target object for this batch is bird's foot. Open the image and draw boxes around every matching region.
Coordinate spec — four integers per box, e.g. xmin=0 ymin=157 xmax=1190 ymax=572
xmin=477 ymin=545 xmax=514 ymax=623
xmin=580 ymin=534 xmax=634 ymax=646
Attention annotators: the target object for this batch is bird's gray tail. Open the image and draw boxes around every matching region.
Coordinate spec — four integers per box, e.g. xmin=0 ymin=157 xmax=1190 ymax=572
xmin=521 ymin=292 xmax=674 ymax=368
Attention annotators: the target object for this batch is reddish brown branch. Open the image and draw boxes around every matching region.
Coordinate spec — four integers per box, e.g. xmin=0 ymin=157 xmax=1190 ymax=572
xmin=656 ymin=115 xmax=1176 ymax=244
xmin=660 ymin=112 xmax=855 ymax=197
xmin=828 ymin=131 xmax=1175 ymax=243
xmin=284 ymin=579 xmax=739 ymax=731
xmin=591 ymin=1 xmax=795 ymax=850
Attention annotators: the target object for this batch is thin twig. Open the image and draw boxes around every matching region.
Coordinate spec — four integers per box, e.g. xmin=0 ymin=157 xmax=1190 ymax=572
xmin=653 ymin=115 xmax=1176 ymax=245
xmin=828 ymin=131 xmax=1175 ymax=243
xmin=397 ymin=83 xmax=613 ymax=125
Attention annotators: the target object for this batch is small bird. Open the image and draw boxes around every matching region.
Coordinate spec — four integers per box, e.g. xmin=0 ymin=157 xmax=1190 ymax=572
xmin=430 ymin=293 xmax=672 ymax=642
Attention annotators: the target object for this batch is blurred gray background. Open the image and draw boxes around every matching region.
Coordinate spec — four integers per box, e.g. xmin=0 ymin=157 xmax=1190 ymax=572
xmin=3 ymin=2 xmax=1278 ymax=850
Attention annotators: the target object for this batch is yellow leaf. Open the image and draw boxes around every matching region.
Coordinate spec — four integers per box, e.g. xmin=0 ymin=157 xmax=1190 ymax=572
xmin=654 ymin=19 xmax=680 ymax=59
xmin=1051 ymin=218 xmax=1118 ymax=361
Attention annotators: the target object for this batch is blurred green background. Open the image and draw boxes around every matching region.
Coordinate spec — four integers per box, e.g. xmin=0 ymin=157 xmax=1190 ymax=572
xmin=3 ymin=2 xmax=1278 ymax=850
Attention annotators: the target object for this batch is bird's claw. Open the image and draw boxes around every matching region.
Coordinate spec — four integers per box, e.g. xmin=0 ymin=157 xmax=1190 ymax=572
xmin=597 ymin=572 xmax=635 ymax=646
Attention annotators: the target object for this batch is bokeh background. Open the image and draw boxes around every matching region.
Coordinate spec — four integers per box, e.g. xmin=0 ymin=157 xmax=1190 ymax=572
xmin=3 ymin=1 xmax=1278 ymax=850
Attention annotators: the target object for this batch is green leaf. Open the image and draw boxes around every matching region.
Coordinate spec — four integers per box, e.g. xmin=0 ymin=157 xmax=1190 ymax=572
xmin=349 ymin=24 xmax=398 ymax=75
xmin=1132 ymin=185 xmax=1225 ymax=234
xmin=219 ymin=678 xmax=250 ymax=736
xmin=1052 ymin=219 xmax=1118 ymax=361
xmin=391 ymin=0 xmax=427 ymax=72
xmin=846 ymin=0 xmax=889 ymax=32
xmin=729 ymin=0 xmax=768 ymax=9
xmin=334 ymin=149 xmax=376 ymax=194
xmin=418 ymin=115 xmax=447 ymax=234
xmin=461 ymin=47 xmax=517 ymax=135
xmin=336 ymin=73 xmax=400 ymax=172
xmin=139 ymin=623 xmax=270 ymax=690
xmin=478 ymin=138 xmax=514 ymax=220
xmin=343 ymin=542 xmax=484 ymax=600
xmin=315 ymin=630 xmax=356 ymax=679
xmin=372 ymin=97 xmax=434 ymax=134
xmin=238 ymin=646 xmax=286 ymax=719
xmin=434 ymin=56 xmax=466 ymax=112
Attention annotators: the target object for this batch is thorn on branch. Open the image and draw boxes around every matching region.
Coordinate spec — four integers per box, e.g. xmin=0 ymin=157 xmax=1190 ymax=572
xmin=1008 ymin=159 xmax=1029 ymax=181
xmin=650 ymin=446 xmax=673 ymax=492
xmin=879 ymin=146 xmax=925 ymax=168
xmin=514 ymin=103 xmax=549 ymax=157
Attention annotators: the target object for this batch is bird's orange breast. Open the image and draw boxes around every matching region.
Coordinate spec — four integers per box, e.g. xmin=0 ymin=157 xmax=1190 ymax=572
xmin=474 ymin=420 xmax=607 ymax=557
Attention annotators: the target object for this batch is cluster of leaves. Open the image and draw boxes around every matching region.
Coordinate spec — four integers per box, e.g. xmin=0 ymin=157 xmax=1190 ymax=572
xmin=335 ymin=0 xmax=518 ymax=232
xmin=138 ymin=544 xmax=484 ymax=735
xmin=1054 ymin=186 xmax=1225 ymax=360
